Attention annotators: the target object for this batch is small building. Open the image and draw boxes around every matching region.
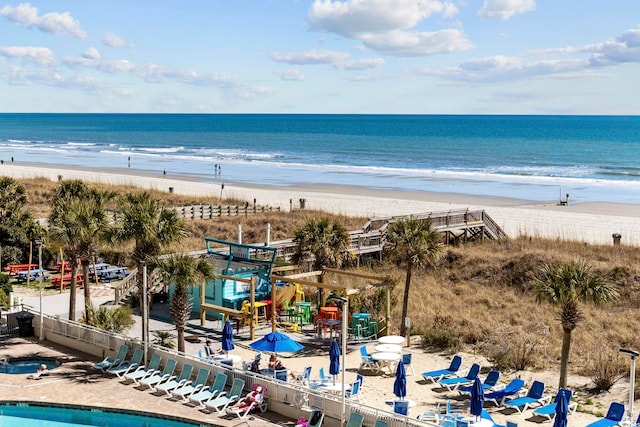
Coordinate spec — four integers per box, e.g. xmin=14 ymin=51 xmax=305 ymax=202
xmin=187 ymin=238 xmax=277 ymax=319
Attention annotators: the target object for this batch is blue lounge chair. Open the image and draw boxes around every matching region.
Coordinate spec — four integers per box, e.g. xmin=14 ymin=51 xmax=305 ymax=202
xmin=205 ymin=377 xmax=245 ymax=414
xmin=156 ymin=363 xmax=194 ymax=396
xmin=139 ymin=358 xmax=177 ymax=390
xmin=422 ymin=355 xmax=462 ymax=383
xmin=459 ymin=370 xmax=500 ymax=395
xmin=439 ymin=363 xmax=480 ymax=392
xmin=503 ymin=380 xmax=548 ymax=413
xmin=188 ymin=372 xmax=227 ymax=408
xmin=123 ymin=354 xmax=162 ymax=385
xmin=532 ymin=388 xmax=576 ymax=420
xmin=373 ymin=420 xmax=388 ymax=427
xmin=171 ymin=367 xmax=210 ymax=402
xmin=484 ymin=378 xmax=526 ymax=407
xmin=481 ymin=409 xmax=507 ymax=427
xmin=106 ymin=348 xmax=143 ymax=378
xmin=93 ymin=344 xmax=128 ymax=371
xmin=346 ymin=412 xmax=364 ymax=427
xmin=585 ymin=402 xmax=625 ymax=427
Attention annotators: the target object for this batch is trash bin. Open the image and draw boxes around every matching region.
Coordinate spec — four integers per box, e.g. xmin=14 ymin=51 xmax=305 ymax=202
xmin=612 ymin=233 xmax=622 ymax=245
xmin=168 ymin=187 xmax=174 ymax=193
xmin=299 ymin=198 xmax=306 ymax=209
xmin=16 ymin=312 xmax=34 ymax=337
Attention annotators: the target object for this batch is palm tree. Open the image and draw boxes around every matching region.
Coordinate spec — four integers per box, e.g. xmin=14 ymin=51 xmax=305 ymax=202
xmin=534 ymin=261 xmax=618 ymax=388
xmin=48 ymin=181 xmax=113 ymax=322
xmin=291 ymin=217 xmax=350 ymax=270
xmin=0 ymin=177 xmax=43 ymax=265
xmin=385 ymin=217 xmax=443 ymax=336
xmin=156 ymin=254 xmax=215 ymax=352
xmin=110 ymin=192 xmax=186 ymax=339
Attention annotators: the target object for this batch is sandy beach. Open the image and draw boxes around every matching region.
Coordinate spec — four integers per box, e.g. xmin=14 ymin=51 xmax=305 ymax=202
xmin=4 ymin=162 xmax=638 ymax=426
xmin=3 ymin=162 xmax=640 ymax=246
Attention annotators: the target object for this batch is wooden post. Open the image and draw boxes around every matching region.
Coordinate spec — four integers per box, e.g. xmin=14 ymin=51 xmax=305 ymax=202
xmin=271 ymin=272 xmax=277 ymax=333
xmin=386 ymin=287 xmax=391 ymax=336
xmin=91 ymin=256 xmax=99 ymax=286
xmin=27 ymin=241 xmax=33 ymax=287
xmin=59 ymin=249 xmax=65 ymax=293
xmin=200 ymin=278 xmax=206 ymax=326
xmin=250 ymin=275 xmax=256 ymax=340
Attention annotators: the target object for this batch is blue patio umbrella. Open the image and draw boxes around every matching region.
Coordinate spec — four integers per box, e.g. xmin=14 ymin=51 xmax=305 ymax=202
xmin=552 ymin=390 xmax=569 ymax=427
xmin=221 ymin=320 xmax=235 ymax=354
xmin=470 ymin=376 xmax=484 ymax=419
xmin=329 ymin=339 xmax=341 ymax=384
xmin=393 ymin=357 xmax=407 ymax=400
xmin=249 ymin=331 xmax=304 ymax=353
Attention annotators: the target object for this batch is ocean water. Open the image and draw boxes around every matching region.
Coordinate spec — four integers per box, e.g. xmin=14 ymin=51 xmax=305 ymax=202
xmin=1 ymin=113 xmax=639 ymax=204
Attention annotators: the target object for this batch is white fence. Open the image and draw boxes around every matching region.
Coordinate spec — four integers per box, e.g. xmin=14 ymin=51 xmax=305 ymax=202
xmin=28 ymin=308 xmax=437 ymax=427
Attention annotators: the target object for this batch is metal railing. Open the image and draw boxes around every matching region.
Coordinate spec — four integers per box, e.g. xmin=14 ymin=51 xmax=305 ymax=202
xmin=28 ymin=308 xmax=437 ymax=427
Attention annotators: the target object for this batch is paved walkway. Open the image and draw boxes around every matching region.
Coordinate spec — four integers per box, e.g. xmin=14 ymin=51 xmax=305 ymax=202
xmin=0 ymin=337 xmax=289 ymax=426
xmin=8 ymin=287 xmax=303 ymax=426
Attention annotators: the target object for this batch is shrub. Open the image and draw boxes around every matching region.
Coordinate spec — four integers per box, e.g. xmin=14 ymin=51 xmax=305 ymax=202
xmin=84 ymin=305 xmax=135 ymax=334
xmin=153 ymin=331 xmax=176 ymax=349
xmin=589 ymin=348 xmax=625 ymax=392
xmin=421 ymin=328 xmax=462 ymax=352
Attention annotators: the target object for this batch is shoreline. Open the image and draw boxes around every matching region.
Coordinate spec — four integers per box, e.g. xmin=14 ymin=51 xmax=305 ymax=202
xmin=2 ymin=162 xmax=640 ymax=245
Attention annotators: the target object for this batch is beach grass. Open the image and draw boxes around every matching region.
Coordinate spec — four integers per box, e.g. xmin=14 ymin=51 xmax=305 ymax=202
xmin=13 ymin=177 xmax=640 ymax=390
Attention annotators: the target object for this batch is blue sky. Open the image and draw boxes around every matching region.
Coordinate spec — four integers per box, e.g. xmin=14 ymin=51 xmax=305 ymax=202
xmin=0 ymin=1 xmax=639 ymax=114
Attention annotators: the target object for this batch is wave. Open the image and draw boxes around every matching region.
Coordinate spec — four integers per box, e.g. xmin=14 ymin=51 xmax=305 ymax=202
xmin=130 ymin=146 xmax=185 ymax=153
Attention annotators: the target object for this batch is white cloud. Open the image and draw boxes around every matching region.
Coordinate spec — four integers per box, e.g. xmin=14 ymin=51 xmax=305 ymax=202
xmin=269 ymin=49 xmax=385 ymax=71
xmin=589 ymin=28 xmax=640 ymax=66
xmin=337 ymin=58 xmax=385 ymax=70
xmin=0 ymin=45 xmax=55 ymax=66
xmin=477 ymin=0 xmax=535 ymax=20
xmin=102 ymin=32 xmax=133 ymax=48
xmin=307 ymin=0 xmax=465 ymax=57
xmin=83 ymin=47 xmax=100 ymax=60
xmin=308 ymin=0 xmax=457 ymax=37
xmin=0 ymin=3 xmax=86 ymax=39
xmin=270 ymin=49 xmax=349 ymax=65
xmin=277 ymin=69 xmax=305 ymax=81
xmin=360 ymin=29 xmax=472 ymax=56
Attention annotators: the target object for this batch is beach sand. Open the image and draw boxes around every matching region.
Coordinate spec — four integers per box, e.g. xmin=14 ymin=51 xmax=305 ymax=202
xmin=3 ymin=163 xmax=640 ymax=246
xmin=2 ymin=163 xmax=638 ymax=425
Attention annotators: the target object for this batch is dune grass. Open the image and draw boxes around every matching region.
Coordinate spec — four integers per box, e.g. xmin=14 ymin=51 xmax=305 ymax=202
xmin=16 ymin=177 xmax=640 ymax=388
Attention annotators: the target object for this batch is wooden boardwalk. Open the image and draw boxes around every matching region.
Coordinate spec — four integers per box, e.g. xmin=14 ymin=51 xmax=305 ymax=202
xmin=268 ymin=208 xmax=507 ymax=262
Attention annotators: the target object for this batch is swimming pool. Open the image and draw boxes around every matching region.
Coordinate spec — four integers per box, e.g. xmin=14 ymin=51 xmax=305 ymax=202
xmin=0 ymin=402 xmax=220 ymax=426
xmin=0 ymin=358 xmax=60 ymax=374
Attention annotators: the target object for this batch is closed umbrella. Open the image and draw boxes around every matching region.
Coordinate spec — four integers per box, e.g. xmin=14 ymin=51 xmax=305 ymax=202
xmin=552 ymin=390 xmax=569 ymax=427
xmin=393 ymin=358 xmax=407 ymax=400
xmin=329 ymin=339 xmax=341 ymax=384
xmin=249 ymin=331 xmax=304 ymax=353
xmin=470 ymin=376 xmax=484 ymax=419
xmin=221 ymin=320 xmax=235 ymax=354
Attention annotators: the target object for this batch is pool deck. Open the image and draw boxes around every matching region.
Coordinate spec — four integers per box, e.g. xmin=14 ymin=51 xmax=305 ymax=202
xmin=0 ymin=336 xmax=291 ymax=427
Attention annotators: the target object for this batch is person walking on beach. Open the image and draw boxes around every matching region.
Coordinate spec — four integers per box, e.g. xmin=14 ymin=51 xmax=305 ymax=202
xmin=128 ymin=156 xmax=131 ymax=168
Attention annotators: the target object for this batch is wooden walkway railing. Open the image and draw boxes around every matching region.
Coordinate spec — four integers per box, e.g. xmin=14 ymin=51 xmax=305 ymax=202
xmin=252 ymin=209 xmax=506 ymax=261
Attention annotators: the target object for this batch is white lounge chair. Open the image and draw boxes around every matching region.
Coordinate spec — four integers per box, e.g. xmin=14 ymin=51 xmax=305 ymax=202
xmin=155 ymin=363 xmax=194 ymax=396
xmin=106 ymin=348 xmax=143 ymax=378
xmin=93 ymin=344 xmax=128 ymax=372
xmin=188 ymin=372 xmax=227 ymax=408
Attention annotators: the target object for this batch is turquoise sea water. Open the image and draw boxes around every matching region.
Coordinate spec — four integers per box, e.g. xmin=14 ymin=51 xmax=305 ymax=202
xmin=1 ymin=113 xmax=639 ymax=204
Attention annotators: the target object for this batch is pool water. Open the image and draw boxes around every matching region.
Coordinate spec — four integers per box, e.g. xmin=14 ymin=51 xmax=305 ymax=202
xmin=0 ymin=358 xmax=60 ymax=374
xmin=0 ymin=403 xmax=218 ymax=426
